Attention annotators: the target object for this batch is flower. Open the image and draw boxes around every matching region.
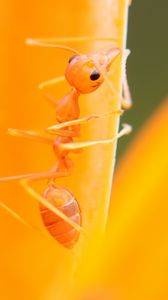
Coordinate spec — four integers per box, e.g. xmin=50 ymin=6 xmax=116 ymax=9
xmin=66 ymin=98 xmax=168 ymax=299
xmin=104 ymin=98 xmax=168 ymax=300
xmin=76 ymin=98 xmax=168 ymax=300
xmin=0 ymin=0 xmax=129 ymax=299
xmin=1 ymin=0 xmax=167 ymax=300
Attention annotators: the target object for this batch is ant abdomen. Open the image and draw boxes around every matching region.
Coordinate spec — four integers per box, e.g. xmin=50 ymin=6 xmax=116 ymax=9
xmin=39 ymin=185 xmax=81 ymax=248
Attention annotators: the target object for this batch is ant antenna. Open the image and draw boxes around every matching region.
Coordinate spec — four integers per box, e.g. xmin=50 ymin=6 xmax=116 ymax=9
xmin=26 ymin=38 xmax=80 ymax=55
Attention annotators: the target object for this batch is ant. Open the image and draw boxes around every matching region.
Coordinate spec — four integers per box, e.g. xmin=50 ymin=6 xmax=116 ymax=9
xmin=0 ymin=36 xmax=132 ymax=248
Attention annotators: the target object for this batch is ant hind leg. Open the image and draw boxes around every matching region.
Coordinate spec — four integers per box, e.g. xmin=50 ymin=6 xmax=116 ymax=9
xmin=21 ymin=179 xmax=84 ymax=234
xmin=0 ymin=167 xmax=68 ymax=182
xmin=0 ymin=201 xmax=36 ymax=229
xmin=0 ymin=167 xmax=83 ymax=233
xmin=0 ymin=201 xmax=50 ymax=240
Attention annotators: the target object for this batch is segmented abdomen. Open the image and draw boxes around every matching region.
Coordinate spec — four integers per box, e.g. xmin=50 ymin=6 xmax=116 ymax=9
xmin=39 ymin=185 xmax=81 ymax=248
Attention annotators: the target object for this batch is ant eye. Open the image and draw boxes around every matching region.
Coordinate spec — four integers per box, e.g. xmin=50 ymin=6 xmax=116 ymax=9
xmin=68 ymin=55 xmax=78 ymax=63
xmin=90 ymin=70 xmax=100 ymax=81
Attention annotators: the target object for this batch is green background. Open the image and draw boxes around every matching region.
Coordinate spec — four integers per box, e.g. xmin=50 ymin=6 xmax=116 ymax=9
xmin=118 ymin=0 xmax=168 ymax=157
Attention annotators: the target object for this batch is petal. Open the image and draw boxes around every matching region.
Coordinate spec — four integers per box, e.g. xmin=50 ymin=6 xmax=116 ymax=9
xmin=0 ymin=0 xmax=129 ymax=300
xmin=96 ymin=99 xmax=168 ymax=300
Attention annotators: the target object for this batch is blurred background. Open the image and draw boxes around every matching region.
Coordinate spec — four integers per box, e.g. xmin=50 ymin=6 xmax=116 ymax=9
xmin=118 ymin=0 xmax=168 ymax=157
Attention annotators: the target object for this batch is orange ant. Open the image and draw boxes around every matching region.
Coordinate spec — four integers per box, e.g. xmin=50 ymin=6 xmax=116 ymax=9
xmin=0 ymin=36 xmax=132 ymax=248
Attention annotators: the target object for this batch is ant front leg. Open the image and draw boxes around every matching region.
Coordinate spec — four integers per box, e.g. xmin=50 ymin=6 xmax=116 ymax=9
xmin=93 ymin=48 xmax=132 ymax=110
xmin=46 ymin=109 xmax=123 ymax=135
xmin=8 ymin=128 xmax=54 ymax=144
xmin=58 ymin=124 xmax=132 ymax=151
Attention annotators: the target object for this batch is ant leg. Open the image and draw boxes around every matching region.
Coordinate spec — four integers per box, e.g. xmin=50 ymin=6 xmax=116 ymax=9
xmin=38 ymin=75 xmax=65 ymax=90
xmin=43 ymin=94 xmax=58 ymax=108
xmin=59 ymin=124 xmax=132 ymax=151
xmin=0 ymin=201 xmax=50 ymax=240
xmin=20 ymin=179 xmax=84 ymax=234
xmin=122 ymin=73 xmax=132 ymax=109
xmin=93 ymin=49 xmax=132 ymax=109
xmin=0 ymin=201 xmax=36 ymax=229
xmin=0 ymin=166 xmax=84 ymax=233
xmin=46 ymin=109 xmax=123 ymax=134
xmin=122 ymin=49 xmax=132 ymax=109
xmin=8 ymin=128 xmax=54 ymax=144
xmin=0 ymin=166 xmax=68 ymax=182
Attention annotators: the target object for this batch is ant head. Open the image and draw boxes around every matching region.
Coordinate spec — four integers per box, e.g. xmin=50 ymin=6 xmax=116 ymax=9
xmin=65 ymin=47 xmax=121 ymax=94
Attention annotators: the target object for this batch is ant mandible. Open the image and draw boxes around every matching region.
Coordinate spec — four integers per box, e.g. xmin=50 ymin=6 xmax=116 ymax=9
xmin=0 ymin=36 xmax=132 ymax=248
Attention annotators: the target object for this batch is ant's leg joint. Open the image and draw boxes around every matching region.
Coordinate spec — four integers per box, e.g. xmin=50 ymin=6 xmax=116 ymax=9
xmin=59 ymin=123 xmax=132 ymax=151
xmin=46 ymin=109 xmax=123 ymax=134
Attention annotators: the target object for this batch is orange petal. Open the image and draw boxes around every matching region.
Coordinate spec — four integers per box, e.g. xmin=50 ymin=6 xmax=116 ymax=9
xmin=91 ymin=99 xmax=168 ymax=300
xmin=0 ymin=0 xmax=130 ymax=299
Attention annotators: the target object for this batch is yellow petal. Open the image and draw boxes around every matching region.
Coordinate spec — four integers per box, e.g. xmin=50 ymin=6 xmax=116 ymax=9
xmin=93 ymin=99 xmax=168 ymax=300
xmin=0 ymin=0 xmax=129 ymax=299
